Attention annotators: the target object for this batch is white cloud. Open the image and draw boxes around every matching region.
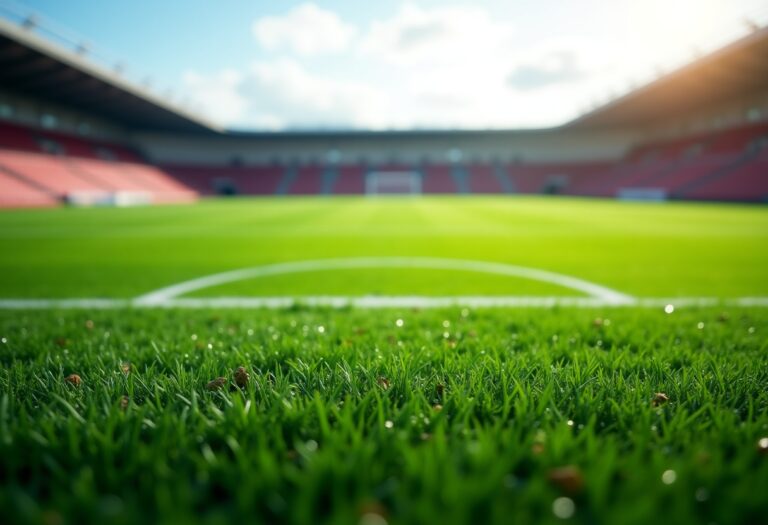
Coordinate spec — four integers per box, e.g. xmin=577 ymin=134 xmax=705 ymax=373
xmin=361 ymin=4 xmax=514 ymax=66
xmin=177 ymin=1 xmax=767 ymax=129
xmin=181 ymin=69 xmax=249 ymax=124
xmin=244 ymin=59 xmax=395 ymax=129
xmin=181 ymin=4 xmax=616 ymax=129
xmin=252 ymin=3 xmax=357 ymax=56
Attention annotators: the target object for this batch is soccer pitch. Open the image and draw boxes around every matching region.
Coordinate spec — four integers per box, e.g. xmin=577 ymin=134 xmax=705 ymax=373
xmin=0 ymin=196 xmax=767 ymax=301
xmin=1 ymin=196 xmax=767 ymax=525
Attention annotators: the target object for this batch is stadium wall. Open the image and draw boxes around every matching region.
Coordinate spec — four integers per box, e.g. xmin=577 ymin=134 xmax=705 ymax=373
xmin=132 ymin=128 xmax=640 ymax=166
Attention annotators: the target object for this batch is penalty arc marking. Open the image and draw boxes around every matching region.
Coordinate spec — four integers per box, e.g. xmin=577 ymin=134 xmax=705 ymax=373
xmin=2 ymin=256 xmax=767 ymax=309
xmin=133 ymin=257 xmax=637 ymax=306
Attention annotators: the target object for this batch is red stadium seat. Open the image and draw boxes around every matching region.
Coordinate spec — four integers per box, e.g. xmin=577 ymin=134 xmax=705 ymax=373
xmin=333 ymin=165 xmax=366 ymax=194
xmin=287 ymin=165 xmax=324 ymax=195
xmin=422 ymin=165 xmax=456 ymax=194
xmin=466 ymin=164 xmax=505 ymax=194
xmin=0 ymin=168 xmax=58 ymax=208
xmin=0 ymin=122 xmax=197 ymax=206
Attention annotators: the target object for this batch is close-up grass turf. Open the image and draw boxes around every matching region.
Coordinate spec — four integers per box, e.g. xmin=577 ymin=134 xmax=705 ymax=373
xmin=1 ymin=196 xmax=767 ymax=524
xmin=1 ymin=306 xmax=767 ymax=525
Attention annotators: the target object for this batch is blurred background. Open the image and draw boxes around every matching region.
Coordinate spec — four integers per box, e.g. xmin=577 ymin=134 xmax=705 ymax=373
xmin=0 ymin=0 xmax=767 ymax=206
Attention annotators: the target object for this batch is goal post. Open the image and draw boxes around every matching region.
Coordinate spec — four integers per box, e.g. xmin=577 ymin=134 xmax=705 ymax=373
xmin=365 ymin=171 xmax=422 ymax=195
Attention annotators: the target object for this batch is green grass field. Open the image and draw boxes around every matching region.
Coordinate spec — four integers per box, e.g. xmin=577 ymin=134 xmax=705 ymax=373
xmin=1 ymin=197 xmax=767 ymax=299
xmin=1 ymin=197 xmax=767 ymax=525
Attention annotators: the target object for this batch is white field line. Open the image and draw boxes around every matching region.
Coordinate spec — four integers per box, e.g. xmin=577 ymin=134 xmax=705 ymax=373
xmin=133 ymin=257 xmax=636 ymax=305
xmin=1 ymin=296 xmax=767 ymax=309
xmin=4 ymin=258 xmax=766 ymax=310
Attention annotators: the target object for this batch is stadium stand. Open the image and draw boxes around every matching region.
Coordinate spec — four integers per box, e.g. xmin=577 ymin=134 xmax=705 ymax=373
xmin=332 ymin=165 xmax=366 ymax=194
xmin=467 ymin=164 xmax=508 ymax=194
xmin=287 ymin=165 xmax=324 ymax=195
xmin=162 ymin=165 xmax=284 ymax=196
xmin=0 ymin=121 xmax=196 ymax=206
xmin=685 ymin=148 xmax=768 ymax=201
xmin=503 ymin=162 xmax=611 ymax=195
xmin=422 ymin=165 xmax=457 ymax=194
xmin=565 ymin=121 xmax=768 ymax=201
xmin=1 ymin=117 xmax=766 ymax=205
xmin=0 ymin=14 xmax=766 ymax=206
xmin=0 ymin=168 xmax=57 ymax=207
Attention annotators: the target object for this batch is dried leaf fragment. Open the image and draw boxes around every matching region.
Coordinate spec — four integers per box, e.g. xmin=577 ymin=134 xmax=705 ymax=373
xmin=651 ymin=392 xmax=669 ymax=407
xmin=206 ymin=377 xmax=227 ymax=391
xmin=548 ymin=465 xmax=584 ymax=494
xmin=234 ymin=366 xmax=250 ymax=388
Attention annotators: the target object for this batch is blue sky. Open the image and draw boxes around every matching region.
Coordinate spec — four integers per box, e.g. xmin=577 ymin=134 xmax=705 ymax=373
xmin=2 ymin=0 xmax=767 ymax=130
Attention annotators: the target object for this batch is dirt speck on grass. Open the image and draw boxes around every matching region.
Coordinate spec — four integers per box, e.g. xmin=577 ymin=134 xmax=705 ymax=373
xmin=651 ymin=393 xmax=669 ymax=407
xmin=206 ymin=377 xmax=227 ymax=391
xmin=358 ymin=501 xmax=388 ymax=525
xmin=234 ymin=366 xmax=249 ymax=388
xmin=548 ymin=466 xmax=584 ymax=494
xmin=64 ymin=374 xmax=81 ymax=387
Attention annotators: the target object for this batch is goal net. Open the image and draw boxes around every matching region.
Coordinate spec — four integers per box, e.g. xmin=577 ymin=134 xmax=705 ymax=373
xmin=365 ymin=171 xmax=422 ymax=195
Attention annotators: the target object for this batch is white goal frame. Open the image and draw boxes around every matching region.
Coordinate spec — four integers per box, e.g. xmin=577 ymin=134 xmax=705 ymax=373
xmin=365 ymin=171 xmax=422 ymax=195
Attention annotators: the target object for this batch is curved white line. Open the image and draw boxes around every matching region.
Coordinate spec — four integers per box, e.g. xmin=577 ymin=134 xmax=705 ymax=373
xmin=134 ymin=257 xmax=635 ymax=305
xmin=2 ymin=296 xmax=768 ymax=309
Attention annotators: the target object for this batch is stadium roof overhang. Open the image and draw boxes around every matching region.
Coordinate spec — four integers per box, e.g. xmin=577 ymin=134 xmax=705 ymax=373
xmin=0 ymin=17 xmax=221 ymax=134
xmin=567 ymin=26 xmax=768 ymax=130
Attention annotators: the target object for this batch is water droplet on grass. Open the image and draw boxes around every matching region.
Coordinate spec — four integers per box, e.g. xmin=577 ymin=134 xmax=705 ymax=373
xmin=662 ymin=470 xmax=677 ymax=484
xmin=552 ymin=497 xmax=575 ymax=519
xmin=358 ymin=512 xmax=388 ymax=525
